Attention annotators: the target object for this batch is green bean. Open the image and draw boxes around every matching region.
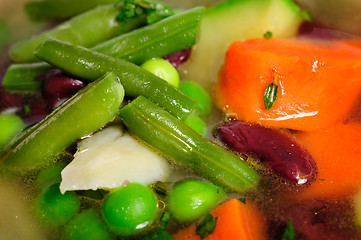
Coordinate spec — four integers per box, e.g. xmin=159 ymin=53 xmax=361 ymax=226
xmin=34 ymin=38 xmax=196 ymax=119
xmin=2 ymin=62 xmax=53 ymax=91
xmin=0 ymin=113 xmax=25 ymax=149
xmin=92 ymin=6 xmax=204 ymax=64
xmin=3 ymin=7 xmax=203 ymax=91
xmin=25 ymin=0 xmax=117 ymax=21
xmin=0 ymin=72 xmax=124 ymax=175
xmin=10 ymin=4 xmax=147 ymax=62
xmin=118 ymin=96 xmax=260 ymax=193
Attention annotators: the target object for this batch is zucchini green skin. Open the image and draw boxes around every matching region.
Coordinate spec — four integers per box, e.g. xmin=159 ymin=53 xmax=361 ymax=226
xmin=0 ymin=72 xmax=124 ymax=173
xmin=25 ymin=0 xmax=117 ymax=21
xmin=34 ymin=38 xmax=196 ymax=120
xmin=10 ymin=5 xmax=147 ymax=63
xmin=119 ymin=96 xmax=260 ymax=193
xmin=3 ymin=7 xmax=204 ymax=92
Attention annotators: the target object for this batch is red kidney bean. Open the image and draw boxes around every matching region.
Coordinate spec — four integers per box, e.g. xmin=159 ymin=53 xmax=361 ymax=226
xmin=0 ymin=87 xmax=22 ymax=112
xmin=42 ymin=69 xmax=85 ymax=109
xmin=163 ymin=48 xmax=191 ymax=67
xmin=22 ymin=98 xmax=51 ymax=126
xmin=214 ymin=120 xmax=317 ymax=184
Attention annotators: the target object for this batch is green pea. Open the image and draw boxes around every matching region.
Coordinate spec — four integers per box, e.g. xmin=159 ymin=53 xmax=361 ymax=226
xmin=64 ymin=209 xmax=113 ymax=240
xmin=184 ymin=114 xmax=208 ymax=136
xmin=167 ymin=180 xmax=226 ymax=222
xmin=102 ymin=182 xmax=158 ymax=236
xmin=141 ymin=58 xmax=180 ymax=88
xmin=180 ymin=81 xmax=212 ymax=118
xmin=35 ymin=161 xmax=67 ymax=189
xmin=0 ymin=113 xmax=24 ymax=149
xmin=33 ymin=183 xmax=80 ymax=226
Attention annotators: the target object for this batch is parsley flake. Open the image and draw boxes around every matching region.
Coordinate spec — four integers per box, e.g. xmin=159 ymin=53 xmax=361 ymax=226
xmin=115 ymin=0 xmax=174 ymax=33
xmin=263 ymin=31 xmax=273 ymax=39
xmin=238 ymin=197 xmax=246 ymax=204
xmin=196 ymin=214 xmax=218 ymax=239
xmin=282 ymin=220 xmax=296 ymax=240
xmin=264 ymin=75 xmax=279 ymax=110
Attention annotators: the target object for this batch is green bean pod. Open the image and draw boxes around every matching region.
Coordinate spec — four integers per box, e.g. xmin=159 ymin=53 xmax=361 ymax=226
xmin=0 ymin=72 xmax=124 ymax=174
xmin=93 ymin=6 xmax=204 ymax=64
xmin=10 ymin=4 xmax=146 ymax=62
xmin=3 ymin=7 xmax=203 ymax=92
xmin=25 ymin=0 xmax=117 ymax=21
xmin=2 ymin=62 xmax=53 ymax=91
xmin=118 ymin=96 xmax=260 ymax=193
xmin=34 ymin=38 xmax=196 ymax=120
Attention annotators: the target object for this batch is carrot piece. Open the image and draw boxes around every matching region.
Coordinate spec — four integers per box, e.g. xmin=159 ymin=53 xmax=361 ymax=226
xmin=293 ymin=123 xmax=361 ymax=199
xmin=214 ymin=38 xmax=361 ymax=131
xmin=172 ymin=198 xmax=266 ymax=240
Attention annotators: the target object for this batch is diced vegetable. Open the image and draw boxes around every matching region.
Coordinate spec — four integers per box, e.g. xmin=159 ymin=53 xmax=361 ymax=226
xmin=10 ymin=4 xmax=147 ymax=62
xmin=179 ymin=0 xmax=309 ymax=92
xmin=215 ymin=38 xmax=361 ymax=131
xmin=4 ymin=6 xmax=204 ymax=91
xmin=102 ymin=182 xmax=158 ymax=236
xmin=25 ymin=0 xmax=116 ymax=21
xmin=0 ymin=113 xmax=24 ymax=149
xmin=118 ymin=95 xmax=260 ymax=193
xmin=173 ymin=198 xmax=266 ymax=240
xmin=141 ymin=58 xmax=180 ymax=88
xmin=294 ymin=123 xmax=361 ymax=199
xmin=60 ymin=126 xmax=170 ymax=193
xmin=0 ymin=73 xmax=124 ymax=175
xmin=33 ymin=183 xmax=80 ymax=227
xmin=34 ymin=38 xmax=196 ymax=120
xmin=64 ymin=209 xmax=112 ymax=240
xmin=167 ymin=180 xmax=226 ymax=222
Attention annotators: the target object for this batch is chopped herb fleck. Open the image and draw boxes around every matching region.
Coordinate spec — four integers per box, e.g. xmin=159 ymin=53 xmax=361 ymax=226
xmin=150 ymin=181 xmax=168 ymax=196
xmin=196 ymin=214 xmax=218 ymax=239
xmin=238 ymin=197 xmax=246 ymax=204
xmin=24 ymin=104 xmax=31 ymax=113
xmin=264 ymin=76 xmax=279 ymax=110
xmin=263 ymin=31 xmax=273 ymax=39
xmin=318 ymin=178 xmax=326 ymax=181
xmin=282 ymin=220 xmax=296 ymax=240
xmin=115 ymin=0 xmax=174 ymax=32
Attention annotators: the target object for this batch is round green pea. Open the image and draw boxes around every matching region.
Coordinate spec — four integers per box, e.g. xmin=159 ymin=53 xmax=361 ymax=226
xmin=180 ymin=81 xmax=212 ymax=118
xmin=64 ymin=209 xmax=112 ymax=240
xmin=33 ymin=183 xmax=80 ymax=226
xmin=184 ymin=114 xmax=207 ymax=136
xmin=102 ymin=182 xmax=158 ymax=236
xmin=141 ymin=58 xmax=180 ymax=88
xmin=0 ymin=113 xmax=24 ymax=149
xmin=167 ymin=180 xmax=226 ymax=222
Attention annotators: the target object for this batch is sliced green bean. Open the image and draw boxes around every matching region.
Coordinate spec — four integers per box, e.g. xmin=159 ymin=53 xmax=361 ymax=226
xmin=93 ymin=6 xmax=204 ymax=64
xmin=0 ymin=72 xmax=124 ymax=174
xmin=25 ymin=0 xmax=117 ymax=21
xmin=10 ymin=4 xmax=147 ymax=62
xmin=34 ymin=38 xmax=196 ymax=120
xmin=118 ymin=96 xmax=260 ymax=193
xmin=4 ymin=7 xmax=203 ymax=91
xmin=2 ymin=62 xmax=53 ymax=91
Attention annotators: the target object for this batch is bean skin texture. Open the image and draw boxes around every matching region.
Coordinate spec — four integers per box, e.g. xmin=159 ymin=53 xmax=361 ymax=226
xmin=215 ymin=120 xmax=317 ymax=184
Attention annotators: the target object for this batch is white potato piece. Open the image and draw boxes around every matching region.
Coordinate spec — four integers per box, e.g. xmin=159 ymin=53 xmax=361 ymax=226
xmin=60 ymin=126 xmax=170 ymax=193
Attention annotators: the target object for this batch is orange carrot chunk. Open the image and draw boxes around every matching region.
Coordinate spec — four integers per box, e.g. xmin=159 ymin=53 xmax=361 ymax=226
xmin=293 ymin=123 xmax=361 ymax=199
xmin=173 ymin=198 xmax=266 ymax=240
xmin=215 ymin=38 xmax=361 ymax=131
